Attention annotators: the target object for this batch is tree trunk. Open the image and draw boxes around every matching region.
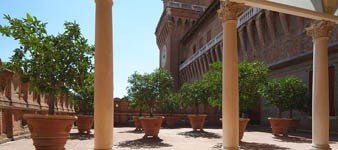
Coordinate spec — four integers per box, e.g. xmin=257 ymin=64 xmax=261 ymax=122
xmin=278 ymin=109 xmax=282 ymax=118
xmin=139 ymin=108 xmax=142 ymax=117
xmin=289 ymin=109 xmax=293 ymax=118
xmin=150 ymin=107 xmax=153 ymax=117
xmin=195 ymin=101 xmax=199 ymax=115
xmin=48 ymin=93 xmax=55 ymax=115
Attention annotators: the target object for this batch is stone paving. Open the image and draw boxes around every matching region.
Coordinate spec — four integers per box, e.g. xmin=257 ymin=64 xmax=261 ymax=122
xmin=1 ymin=127 xmax=338 ymax=150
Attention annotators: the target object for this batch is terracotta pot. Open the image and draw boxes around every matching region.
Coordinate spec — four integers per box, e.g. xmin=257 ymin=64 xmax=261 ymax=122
xmin=268 ymin=118 xmax=292 ymax=136
xmin=288 ymin=118 xmax=300 ymax=132
xmin=133 ymin=116 xmax=143 ymax=131
xmin=239 ymin=118 xmax=250 ymax=140
xmin=76 ymin=115 xmax=93 ymax=134
xmin=139 ymin=116 xmax=164 ymax=139
xmin=23 ymin=114 xmax=77 ymax=150
xmin=165 ymin=116 xmax=180 ymax=128
xmin=187 ymin=114 xmax=207 ymax=131
xmin=219 ymin=118 xmax=250 ymax=140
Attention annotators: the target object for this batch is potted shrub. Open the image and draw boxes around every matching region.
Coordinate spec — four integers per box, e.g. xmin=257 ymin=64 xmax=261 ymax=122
xmin=126 ymin=68 xmax=173 ymax=139
xmin=204 ymin=61 xmax=269 ymax=139
xmin=180 ymin=80 xmax=209 ymax=132
xmin=126 ymin=73 xmax=147 ymax=131
xmin=127 ymin=97 xmax=145 ymax=131
xmin=73 ymin=73 xmax=94 ymax=135
xmin=259 ymin=76 xmax=307 ymax=136
xmin=160 ymin=92 xmax=180 ymax=128
xmin=238 ymin=60 xmax=269 ymax=139
xmin=0 ymin=14 xmax=93 ymax=149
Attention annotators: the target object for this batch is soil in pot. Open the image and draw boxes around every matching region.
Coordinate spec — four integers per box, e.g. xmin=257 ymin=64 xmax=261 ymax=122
xmin=23 ymin=114 xmax=77 ymax=150
xmin=139 ymin=116 xmax=164 ymax=139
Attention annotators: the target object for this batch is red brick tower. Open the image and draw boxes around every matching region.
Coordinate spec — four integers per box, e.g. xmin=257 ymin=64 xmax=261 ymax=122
xmin=155 ymin=0 xmax=211 ymax=90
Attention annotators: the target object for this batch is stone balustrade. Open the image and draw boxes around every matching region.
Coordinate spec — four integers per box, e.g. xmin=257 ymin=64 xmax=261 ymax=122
xmin=0 ymin=69 xmax=74 ymax=113
xmin=0 ymin=69 xmax=75 ymax=140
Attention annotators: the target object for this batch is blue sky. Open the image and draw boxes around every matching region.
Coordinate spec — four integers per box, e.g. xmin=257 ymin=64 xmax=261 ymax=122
xmin=0 ymin=0 xmax=163 ymax=98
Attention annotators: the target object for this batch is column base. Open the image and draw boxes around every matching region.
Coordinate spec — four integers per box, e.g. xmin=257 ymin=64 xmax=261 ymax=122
xmin=310 ymin=144 xmax=331 ymax=150
xmin=222 ymin=146 xmax=240 ymax=150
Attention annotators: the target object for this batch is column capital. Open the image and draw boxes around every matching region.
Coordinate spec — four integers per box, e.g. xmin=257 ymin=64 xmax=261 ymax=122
xmin=306 ymin=21 xmax=335 ymax=39
xmin=217 ymin=0 xmax=244 ymax=22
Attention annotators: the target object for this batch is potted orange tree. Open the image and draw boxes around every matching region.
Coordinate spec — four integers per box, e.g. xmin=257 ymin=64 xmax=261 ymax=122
xmin=126 ymin=68 xmax=173 ymax=139
xmin=73 ymin=73 xmax=94 ymax=135
xmin=238 ymin=60 xmax=269 ymax=139
xmin=126 ymin=73 xmax=146 ymax=131
xmin=259 ymin=76 xmax=308 ymax=136
xmin=0 ymin=14 xmax=93 ymax=149
xmin=160 ymin=92 xmax=181 ymax=128
xmin=180 ymin=80 xmax=209 ymax=132
xmin=204 ymin=60 xmax=269 ymax=139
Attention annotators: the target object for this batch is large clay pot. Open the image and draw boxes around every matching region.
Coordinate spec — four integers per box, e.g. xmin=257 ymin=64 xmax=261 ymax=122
xmin=23 ymin=114 xmax=77 ymax=150
xmin=133 ymin=116 xmax=143 ymax=131
xmin=239 ymin=118 xmax=250 ymax=140
xmin=76 ymin=115 xmax=93 ymax=134
xmin=268 ymin=118 xmax=292 ymax=136
xmin=139 ymin=116 xmax=164 ymax=139
xmin=288 ymin=118 xmax=300 ymax=132
xmin=187 ymin=114 xmax=207 ymax=131
xmin=165 ymin=116 xmax=180 ymax=128
xmin=220 ymin=118 xmax=250 ymax=140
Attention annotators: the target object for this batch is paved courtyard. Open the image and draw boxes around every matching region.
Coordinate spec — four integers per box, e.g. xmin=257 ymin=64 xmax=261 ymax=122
xmin=1 ymin=127 xmax=338 ymax=150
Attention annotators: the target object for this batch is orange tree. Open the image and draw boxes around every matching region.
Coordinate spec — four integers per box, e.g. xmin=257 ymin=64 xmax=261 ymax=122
xmin=73 ymin=73 xmax=94 ymax=115
xmin=203 ymin=60 xmax=269 ymax=117
xmin=180 ymin=79 xmax=210 ymax=115
xmin=0 ymin=14 xmax=94 ymax=114
xmin=126 ymin=68 xmax=173 ymax=117
xmin=259 ymin=76 xmax=308 ymax=118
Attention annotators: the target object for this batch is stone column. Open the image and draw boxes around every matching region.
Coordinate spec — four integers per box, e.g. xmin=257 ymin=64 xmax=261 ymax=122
xmin=307 ymin=21 xmax=335 ymax=150
xmin=94 ymin=0 xmax=113 ymax=149
xmin=218 ymin=1 xmax=243 ymax=149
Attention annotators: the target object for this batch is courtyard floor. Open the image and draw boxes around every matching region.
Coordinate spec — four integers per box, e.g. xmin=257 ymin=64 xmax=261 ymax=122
xmin=1 ymin=127 xmax=338 ymax=150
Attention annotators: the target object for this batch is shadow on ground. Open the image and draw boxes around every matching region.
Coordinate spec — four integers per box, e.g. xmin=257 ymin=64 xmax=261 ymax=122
xmin=118 ymin=130 xmax=144 ymax=134
xmin=212 ymin=142 xmax=289 ymax=150
xmin=69 ymin=133 xmax=94 ymax=140
xmin=177 ymin=130 xmax=221 ymax=139
xmin=272 ymin=135 xmax=311 ymax=144
xmin=117 ymin=138 xmax=172 ymax=149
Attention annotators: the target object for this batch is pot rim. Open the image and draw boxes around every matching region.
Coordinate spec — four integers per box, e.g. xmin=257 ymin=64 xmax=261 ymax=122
xmin=23 ymin=114 xmax=77 ymax=120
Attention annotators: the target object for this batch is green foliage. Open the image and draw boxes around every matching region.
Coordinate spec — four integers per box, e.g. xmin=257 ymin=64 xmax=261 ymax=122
xmin=259 ymin=76 xmax=308 ymax=118
xmin=202 ymin=60 xmax=269 ymax=115
xmin=0 ymin=14 xmax=94 ymax=114
xmin=239 ymin=60 xmax=269 ymax=113
xmin=126 ymin=68 xmax=174 ymax=117
xmin=180 ymin=79 xmax=210 ymax=115
xmin=0 ymin=60 xmax=14 ymax=70
xmin=160 ymin=92 xmax=180 ymax=114
xmin=73 ymin=73 xmax=94 ymax=115
xmin=202 ymin=61 xmax=222 ymax=108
